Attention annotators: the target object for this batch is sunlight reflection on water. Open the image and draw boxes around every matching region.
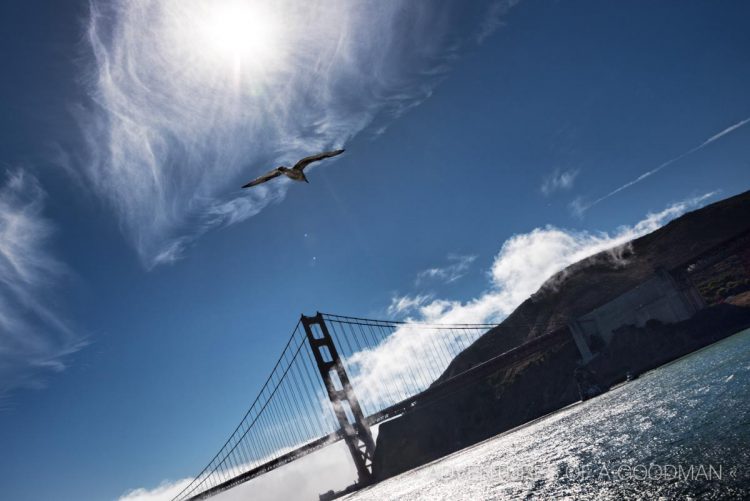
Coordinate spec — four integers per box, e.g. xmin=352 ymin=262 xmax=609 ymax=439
xmin=346 ymin=328 xmax=750 ymax=500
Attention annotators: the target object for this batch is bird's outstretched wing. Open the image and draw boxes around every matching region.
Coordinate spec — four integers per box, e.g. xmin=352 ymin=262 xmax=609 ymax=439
xmin=293 ymin=149 xmax=345 ymax=171
xmin=242 ymin=168 xmax=283 ymax=188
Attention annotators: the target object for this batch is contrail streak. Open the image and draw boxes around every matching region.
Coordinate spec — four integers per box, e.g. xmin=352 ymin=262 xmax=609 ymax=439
xmin=578 ymin=116 xmax=750 ymax=214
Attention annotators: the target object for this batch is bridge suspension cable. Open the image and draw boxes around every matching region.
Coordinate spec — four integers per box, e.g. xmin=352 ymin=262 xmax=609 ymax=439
xmin=171 ymin=314 xmax=496 ymax=501
xmin=171 ymin=321 xmax=340 ymax=501
xmin=319 ymin=313 xmax=495 ymax=418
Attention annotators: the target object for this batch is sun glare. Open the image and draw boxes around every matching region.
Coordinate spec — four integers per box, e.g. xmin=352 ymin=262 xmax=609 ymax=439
xmin=200 ymin=2 xmax=281 ymax=68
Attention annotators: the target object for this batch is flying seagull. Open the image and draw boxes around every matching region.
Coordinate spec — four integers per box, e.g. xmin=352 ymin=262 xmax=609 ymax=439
xmin=242 ymin=149 xmax=345 ymax=188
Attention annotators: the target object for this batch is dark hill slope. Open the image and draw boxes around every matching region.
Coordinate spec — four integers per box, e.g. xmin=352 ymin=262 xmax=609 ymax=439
xmin=437 ymin=190 xmax=750 ymax=383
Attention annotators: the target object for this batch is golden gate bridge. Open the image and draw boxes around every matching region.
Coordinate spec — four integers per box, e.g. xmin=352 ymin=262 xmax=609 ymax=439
xmin=170 ymin=312 xmax=571 ymax=501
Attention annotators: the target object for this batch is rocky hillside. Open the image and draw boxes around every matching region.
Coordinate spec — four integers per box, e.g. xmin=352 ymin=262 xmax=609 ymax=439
xmin=372 ymin=190 xmax=750 ymax=481
xmin=437 ymin=189 xmax=750 ymax=383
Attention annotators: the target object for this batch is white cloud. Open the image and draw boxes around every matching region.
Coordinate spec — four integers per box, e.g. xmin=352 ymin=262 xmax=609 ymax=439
xmin=568 ymin=196 xmax=587 ymax=219
xmin=415 ymin=254 xmax=477 ymax=285
xmin=117 ymin=479 xmax=193 ymax=501
xmin=541 ymin=168 xmax=579 ymax=196
xmin=76 ymin=0 xmax=518 ymax=268
xmin=0 ymin=170 xmax=84 ymax=396
xmin=387 ymin=293 xmax=433 ymax=317
xmin=424 ymin=191 xmax=717 ymax=323
xmin=345 ymin=192 xmax=718 ymax=406
xmin=476 ymin=0 xmax=523 ymax=44
xmin=117 ymin=437 xmax=363 ymax=501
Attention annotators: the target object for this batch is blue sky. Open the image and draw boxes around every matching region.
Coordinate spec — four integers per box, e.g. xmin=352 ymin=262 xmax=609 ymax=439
xmin=1 ymin=1 xmax=749 ymax=500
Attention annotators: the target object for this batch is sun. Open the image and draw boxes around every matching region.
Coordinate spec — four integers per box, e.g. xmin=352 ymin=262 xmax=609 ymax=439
xmin=200 ymin=1 xmax=281 ymax=66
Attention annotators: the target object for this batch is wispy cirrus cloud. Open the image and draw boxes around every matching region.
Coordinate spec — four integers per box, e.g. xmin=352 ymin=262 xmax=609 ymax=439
xmin=541 ymin=168 xmax=579 ymax=196
xmin=476 ymin=0 xmax=522 ymax=44
xmin=384 ymin=253 xmax=476 ymax=318
xmin=0 ymin=170 xmax=84 ymax=397
xmin=76 ymin=0 xmax=519 ymax=268
xmin=416 ymin=254 xmax=477 ymax=286
xmin=387 ymin=293 xmax=434 ymax=317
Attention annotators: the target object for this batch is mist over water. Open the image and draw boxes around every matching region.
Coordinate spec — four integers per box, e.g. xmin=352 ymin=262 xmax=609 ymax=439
xmin=345 ymin=328 xmax=750 ymax=500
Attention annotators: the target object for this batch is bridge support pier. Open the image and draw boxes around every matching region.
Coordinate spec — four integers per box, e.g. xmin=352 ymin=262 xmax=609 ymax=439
xmin=301 ymin=313 xmax=376 ymax=486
